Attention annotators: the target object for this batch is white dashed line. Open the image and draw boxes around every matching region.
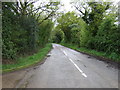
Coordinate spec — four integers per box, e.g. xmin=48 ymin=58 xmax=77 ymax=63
xmin=63 ymin=50 xmax=67 ymax=56
xmin=82 ymin=73 xmax=87 ymax=77
xmin=62 ymin=50 xmax=87 ymax=78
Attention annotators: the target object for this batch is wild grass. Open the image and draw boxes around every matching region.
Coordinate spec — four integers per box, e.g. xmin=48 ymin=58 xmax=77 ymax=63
xmin=61 ymin=43 xmax=120 ymax=62
xmin=2 ymin=43 xmax=52 ymax=73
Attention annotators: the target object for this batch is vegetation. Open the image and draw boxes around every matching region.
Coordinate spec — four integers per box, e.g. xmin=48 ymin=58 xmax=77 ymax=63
xmin=51 ymin=28 xmax=64 ymax=43
xmin=2 ymin=1 xmax=60 ymax=72
xmin=2 ymin=44 xmax=52 ymax=73
xmin=2 ymin=0 xmax=119 ymax=73
xmin=52 ymin=1 xmax=119 ymax=62
xmin=2 ymin=1 xmax=59 ymax=60
xmin=61 ymin=43 xmax=120 ymax=62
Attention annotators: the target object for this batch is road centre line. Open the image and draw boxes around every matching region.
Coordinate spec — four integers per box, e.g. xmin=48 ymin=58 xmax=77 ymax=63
xmin=63 ymin=50 xmax=67 ymax=56
xmin=62 ymin=50 xmax=87 ymax=78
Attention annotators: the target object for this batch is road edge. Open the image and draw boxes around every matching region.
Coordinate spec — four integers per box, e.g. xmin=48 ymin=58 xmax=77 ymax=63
xmin=60 ymin=44 xmax=119 ymax=69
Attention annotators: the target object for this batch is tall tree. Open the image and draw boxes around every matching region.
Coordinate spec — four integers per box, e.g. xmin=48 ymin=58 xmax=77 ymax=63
xmin=72 ymin=1 xmax=112 ymax=36
xmin=2 ymin=0 xmax=60 ymax=60
xmin=57 ymin=12 xmax=78 ymax=42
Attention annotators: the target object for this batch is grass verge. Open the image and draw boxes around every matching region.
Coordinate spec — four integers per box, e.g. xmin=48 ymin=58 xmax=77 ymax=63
xmin=60 ymin=43 xmax=120 ymax=62
xmin=2 ymin=43 xmax=52 ymax=73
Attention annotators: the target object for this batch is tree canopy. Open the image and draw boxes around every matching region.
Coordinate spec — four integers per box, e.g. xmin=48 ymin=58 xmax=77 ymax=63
xmin=2 ymin=0 xmax=119 ymax=62
xmin=2 ymin=0 xmax=60 ymax=60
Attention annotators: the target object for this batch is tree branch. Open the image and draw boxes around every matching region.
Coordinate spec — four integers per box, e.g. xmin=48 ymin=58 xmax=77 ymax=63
xmin=38 ymin=11 xmax=55 ymax=25
xmin=25 ymin=2 xmax=53 ymax=15
xmin=74 ymin=6 xmax=85 ymax=15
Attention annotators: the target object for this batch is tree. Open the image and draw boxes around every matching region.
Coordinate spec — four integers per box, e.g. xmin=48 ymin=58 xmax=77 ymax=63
xmin=56 ymin=12 xmax=89 ymax=47
xmin=73 ymin=1 xmax=112 ymax=36
xmin=96 ymin=14 xmax=119 ymax=53
xmin=2 ymin=0 xmax=60 ymax=60
xmin=51 ymin=28 xmax=64 ymax=43
xmin=57 ymin=12 xmax=79 ymax=43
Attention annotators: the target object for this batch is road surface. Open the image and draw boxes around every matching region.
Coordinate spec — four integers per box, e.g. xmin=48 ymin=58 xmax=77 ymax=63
xmin=2 ymin=44 xmax=118 ymax=88
xmin=17 ymin=44 xmax=118 ymax=88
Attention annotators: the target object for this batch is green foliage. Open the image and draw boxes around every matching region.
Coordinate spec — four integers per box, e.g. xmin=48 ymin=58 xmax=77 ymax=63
xmin=53 ymin=2 xmax=119 ymax=62
xmin=109 ymin=52 xmax=120 ymax=61
xmin=85 ymin=13 xmax=119 ymax=60
xmin=57 ymin=12 xmax=79 ymax=43
xmin=2 ymin=2 xmax=55 ymax=61
xmin=70 ymin=26 xmax=80 ymax=45
xmin=2 ymin=2 xmax=18 ymax=60
xmin=55 ymin=12 xmax=90 ymax=47
xmin=38 ymin=19 xmax=54 ymax=47
xmin=2 ymin=43 xmax=52 ymax=73
xmin=2 ymin=41 xmax=17 ymax=60
xmin=88 ymin=2 xmax=107 ymax=36
xmin=61 ymin=43 xmax=120 ymax=62
xmin=2 ymin=1 xmax=119 ymax=64
xmin=79 ymin=19 xmax=90 ymax=47
xmin=95 ymin=16 xmax=119 ymax=53
xmin=51 ymin=28 xmax=64 ymax=43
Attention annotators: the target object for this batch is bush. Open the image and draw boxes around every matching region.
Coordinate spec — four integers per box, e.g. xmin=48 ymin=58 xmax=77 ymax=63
xmin=51 ymin=29 xmax=64 ymax=43
xmin=79 ymin=19 xmax=90 ymax=47
xmin=2 ymin=2 xmax=54 ymax=61
xmin=95 ymin=16 xmax=119 ymax=54
xmin=2 ymin=41 xmax=17 ymax=60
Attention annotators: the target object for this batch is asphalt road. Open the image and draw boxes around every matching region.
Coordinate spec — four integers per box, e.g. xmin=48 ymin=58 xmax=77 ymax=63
xmin=15 ymin=43 xmax=118 ymax=88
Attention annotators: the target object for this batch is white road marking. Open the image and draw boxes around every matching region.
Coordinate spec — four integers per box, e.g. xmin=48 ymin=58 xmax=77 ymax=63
xmin=82 ymin=73 xmax=87 ymax=77
xmin=63 ymin=50 xmax=67 ymax=56
xmin=62 ymin=50 xmax=87 ymax=78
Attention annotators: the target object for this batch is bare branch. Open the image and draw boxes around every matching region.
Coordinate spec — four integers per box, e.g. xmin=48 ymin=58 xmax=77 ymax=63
xmin=25 ymin=2 xmax=53 ymax=15
xmin=38 ymin=11 xmax=55 ymax=25
xmin=74 ymin=6 xmax=85 ymax=15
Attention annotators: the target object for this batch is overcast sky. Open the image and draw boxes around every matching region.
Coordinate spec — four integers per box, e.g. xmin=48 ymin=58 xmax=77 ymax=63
xmin=34 ymin=0 xmax=119 ymax=13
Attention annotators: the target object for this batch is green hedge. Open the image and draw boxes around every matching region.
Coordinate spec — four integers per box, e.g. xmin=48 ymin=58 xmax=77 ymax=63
xmin=2 ymin=43 xmax=52 ymax=73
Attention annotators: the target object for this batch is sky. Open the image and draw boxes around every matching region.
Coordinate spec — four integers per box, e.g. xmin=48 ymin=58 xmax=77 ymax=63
xmin=59 ymin=0 xmax=74 ymax=12
xmin=34 ymin=0 xmax=120 ymax=13
xmin=60 ymin=0 xmax=119 ymax=12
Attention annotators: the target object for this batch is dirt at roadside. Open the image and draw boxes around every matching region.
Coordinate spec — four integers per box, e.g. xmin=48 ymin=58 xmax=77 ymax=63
xmin=2 ymin=54 xmax=48 ymax=88
xmin=2 ymin=70 xmax=27 ymax=88
xmin=78 ymin=51 xmax=119 ymax=69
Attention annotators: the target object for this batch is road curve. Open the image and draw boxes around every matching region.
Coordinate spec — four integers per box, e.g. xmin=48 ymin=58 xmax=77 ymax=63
xmin=18 ymin=44 xmax=118 ymax=88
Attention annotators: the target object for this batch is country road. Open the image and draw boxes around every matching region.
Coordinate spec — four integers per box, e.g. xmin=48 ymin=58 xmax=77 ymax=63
xmin=2 ymin=44 xmax=118 ymax=88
